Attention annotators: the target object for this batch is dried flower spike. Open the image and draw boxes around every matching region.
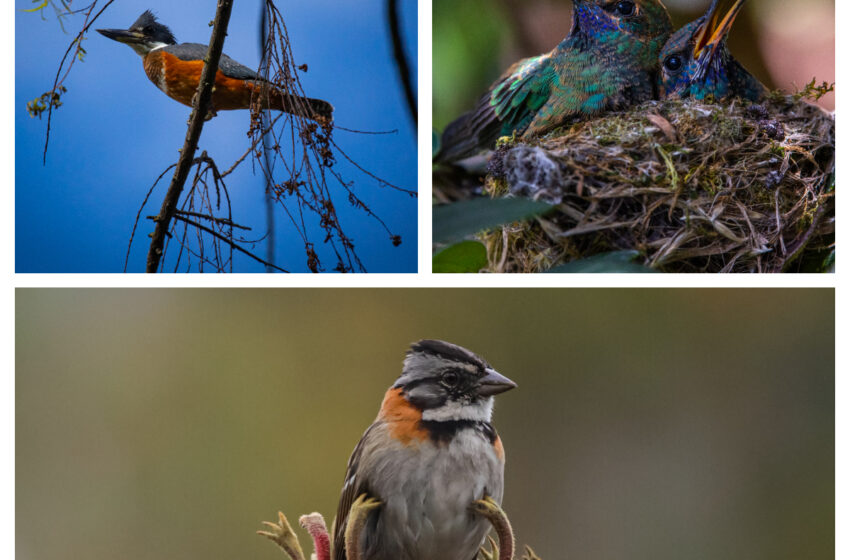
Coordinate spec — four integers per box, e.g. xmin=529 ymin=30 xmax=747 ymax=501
xmin=257 ymin=511 xmax=307 ymax=560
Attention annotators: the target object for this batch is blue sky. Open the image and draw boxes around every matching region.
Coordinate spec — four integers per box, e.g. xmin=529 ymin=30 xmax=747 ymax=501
xmin=15 ymin=0 xmax=417 ymax=273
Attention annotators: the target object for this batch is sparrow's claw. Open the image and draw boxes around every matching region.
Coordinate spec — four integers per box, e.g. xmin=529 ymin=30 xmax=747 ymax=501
xmin=470 ymin=495 xmax=515 ymax=560
xmin=257 ymin=511 xmax=307 ymax=560
xmin=299 ymin=513 xmax=331 ymax=560
xmin=478 ymin=535 xmax=500 ymax=560
xmin=521 ymin=545 xmax=543 ymax=560
xmin=345 ymin=494 xmax=382 ymax=560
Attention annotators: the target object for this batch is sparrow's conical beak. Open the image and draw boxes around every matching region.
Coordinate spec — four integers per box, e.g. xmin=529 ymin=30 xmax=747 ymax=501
xmin=478 ymin=368 xmax=517 ymax=397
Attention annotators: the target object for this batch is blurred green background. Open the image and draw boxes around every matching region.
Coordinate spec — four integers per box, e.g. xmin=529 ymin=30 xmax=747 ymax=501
xmin=17 ymin=289 xmax=833 ymax=559
xmin=433 ymin=0 xmax=835 ymax=130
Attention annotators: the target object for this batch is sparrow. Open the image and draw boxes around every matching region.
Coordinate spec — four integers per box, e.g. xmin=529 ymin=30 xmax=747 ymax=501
xmin=435 ymin=0 xmax=673 ymax=162
xmin=332 ymin=339 xmax=517 ymax=560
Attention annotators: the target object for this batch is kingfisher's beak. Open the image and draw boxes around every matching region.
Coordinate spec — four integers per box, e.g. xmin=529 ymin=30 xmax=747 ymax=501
xmin=693 ymin=0 xmax=746 ymax=63
xmin=97 ymin=27 xmax=160 ymax=56
xmin=96 ymin=28 xmax=146 ymax=45
xmin=478 ymin=368 xmax=517 ymax=397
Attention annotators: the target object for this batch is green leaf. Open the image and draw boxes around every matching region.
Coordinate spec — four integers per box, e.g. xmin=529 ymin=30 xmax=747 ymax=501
xmin=795 ymin=248 xmax=835 ymax=273
xmin=546 ymin=251 xmax=657 ymax=273
xmin=433 ymin=198 xmax=554 ymax=245
xmin=433 ymin=241 xmax=488 ymax=273
xmin=23 ymin=0 xmax=48 ymax=12
xmin=825 ymin=252 xmax=836 ymax=273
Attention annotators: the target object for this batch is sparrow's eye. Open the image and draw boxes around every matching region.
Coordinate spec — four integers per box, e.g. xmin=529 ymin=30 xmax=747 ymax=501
xmin=441 ymin=371 xmax=460 ymax=388
xmin=664 ymin=54 xmax=684 ymax=73
xmin=615 ymin=1 xmax=635 ymax=16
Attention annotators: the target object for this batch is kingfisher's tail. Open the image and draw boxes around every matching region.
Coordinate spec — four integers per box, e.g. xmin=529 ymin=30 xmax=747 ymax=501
xmin=270 ymin=91 xmax=334 ymax=121
xmin=249 ymin=82 xmax=333 ymax=121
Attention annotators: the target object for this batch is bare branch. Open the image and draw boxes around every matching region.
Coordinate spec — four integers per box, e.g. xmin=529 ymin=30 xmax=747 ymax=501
xmin=145 ymin=0 xmax=234 ymax=273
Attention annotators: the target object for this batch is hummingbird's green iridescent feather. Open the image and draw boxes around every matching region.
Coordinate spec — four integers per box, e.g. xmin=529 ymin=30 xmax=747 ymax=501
xmin=490 ymin=55 xmax=553 ymax=136
xmin=436 ymin=0 xmax=673 ymax=163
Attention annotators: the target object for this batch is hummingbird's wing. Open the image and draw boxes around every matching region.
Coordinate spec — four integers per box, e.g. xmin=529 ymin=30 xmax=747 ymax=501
xmin=436 ymin=54 xmax=554 ymax=163
xmin=525 ymin=49 xmax=655 ymax=136
xmin=490 ymin=54 xmax=554 ymax=135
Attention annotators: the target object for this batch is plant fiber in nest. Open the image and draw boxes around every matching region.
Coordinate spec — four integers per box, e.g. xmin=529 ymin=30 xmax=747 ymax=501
xmin=481 ymin=96 xmax=834 ymax=273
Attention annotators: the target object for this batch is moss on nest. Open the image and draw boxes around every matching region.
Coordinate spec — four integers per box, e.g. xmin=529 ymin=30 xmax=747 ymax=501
xmin=463 ymin=94 xmax=834 ymax=273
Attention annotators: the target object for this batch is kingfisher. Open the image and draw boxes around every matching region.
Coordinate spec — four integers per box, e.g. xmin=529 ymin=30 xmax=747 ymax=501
xmin=96 ymin=10 xmax=333 ymax=120
xmin=435 ymin=0 xmax=673 ymax=163
xmin=658 ymin=0 xmax=765 ymax=101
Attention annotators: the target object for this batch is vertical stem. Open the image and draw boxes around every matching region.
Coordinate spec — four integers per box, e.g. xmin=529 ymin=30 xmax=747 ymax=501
xmin=386 ymin=0 xmax=417 ymax=130
xmin=259 ymin=1 xmax=276 ymax=271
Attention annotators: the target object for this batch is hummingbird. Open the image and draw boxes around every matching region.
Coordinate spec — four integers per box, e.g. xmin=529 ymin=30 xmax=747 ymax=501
xmin=435 ymin=0 xmax=673 ymax=163
xmin=658 ymin=0 xmax=766 ymax=101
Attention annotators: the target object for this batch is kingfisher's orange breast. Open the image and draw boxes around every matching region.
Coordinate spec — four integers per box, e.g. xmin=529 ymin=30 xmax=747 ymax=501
xmin=143 ymin=50 xmax=258 ymax=110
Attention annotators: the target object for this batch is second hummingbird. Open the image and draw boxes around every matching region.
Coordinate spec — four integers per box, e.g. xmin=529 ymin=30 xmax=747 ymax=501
xmin=658 ymin=0 xmax=766 ymax=101
xmin=435 ymin=0 xmax=673 ymax=163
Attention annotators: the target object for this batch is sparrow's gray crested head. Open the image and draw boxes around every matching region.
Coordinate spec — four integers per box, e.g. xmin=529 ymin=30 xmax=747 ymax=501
xmin=394 ymin=339 xmax=516 ymax=420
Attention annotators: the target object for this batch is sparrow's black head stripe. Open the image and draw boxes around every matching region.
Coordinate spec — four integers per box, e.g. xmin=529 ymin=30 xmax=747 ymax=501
xmin=408 ymin=339 xmax=488 ymax=370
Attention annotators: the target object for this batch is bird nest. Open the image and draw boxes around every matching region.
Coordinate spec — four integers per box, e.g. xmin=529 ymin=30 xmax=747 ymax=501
xmin=472 ymin=92 xmax=834 ymax=273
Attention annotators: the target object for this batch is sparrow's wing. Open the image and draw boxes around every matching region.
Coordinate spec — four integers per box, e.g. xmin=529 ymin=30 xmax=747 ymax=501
xmin=435 ymin=53 xmax=553 ymax=163
xmin=332 ymin=423 xmax=379 ymax=560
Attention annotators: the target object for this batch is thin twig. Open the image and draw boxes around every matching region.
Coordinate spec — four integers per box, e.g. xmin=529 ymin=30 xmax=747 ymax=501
xmin=173 ymin=209 xmax=253 ymax=230
xmin=221 ymin=112 xmax=284 ymax=177
xmin=172 ymin=215 xmax=289 ymax=272
xmin=42 ymin=0 xmax=116 ymax=164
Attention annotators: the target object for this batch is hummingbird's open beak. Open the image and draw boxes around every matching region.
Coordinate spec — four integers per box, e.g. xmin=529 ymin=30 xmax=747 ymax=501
xmin=693 ymin=0 xmax=747 ymax=62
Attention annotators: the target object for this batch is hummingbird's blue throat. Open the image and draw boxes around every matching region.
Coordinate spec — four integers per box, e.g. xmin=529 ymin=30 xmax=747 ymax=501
xmin=574 ymin=4 xmax=618 ymax=36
